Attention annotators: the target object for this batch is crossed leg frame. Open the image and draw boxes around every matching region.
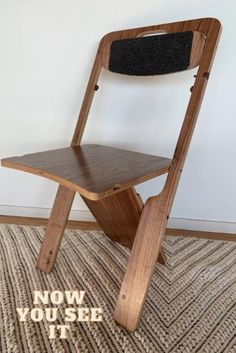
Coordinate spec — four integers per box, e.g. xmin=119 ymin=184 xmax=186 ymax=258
xmin=35 ymin=18 xmax=221 ymax=332
xmin=1 ymin=17 xmax=221 ymax=332
xmin=37 ymin=183 xmax=169 ymax=331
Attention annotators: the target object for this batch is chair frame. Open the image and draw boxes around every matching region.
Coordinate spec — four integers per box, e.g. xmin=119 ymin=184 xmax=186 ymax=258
xmin=2 ymin=17 xmax=221 ymax=331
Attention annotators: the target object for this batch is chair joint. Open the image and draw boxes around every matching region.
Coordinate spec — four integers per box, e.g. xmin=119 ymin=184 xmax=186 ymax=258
xmin=203 ymin=72 xmax=210 ymax=80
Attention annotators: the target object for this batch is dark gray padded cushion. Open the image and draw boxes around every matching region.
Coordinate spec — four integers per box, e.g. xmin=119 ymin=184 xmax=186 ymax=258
xmin=109 ymin=31 xmax=193 ymax=76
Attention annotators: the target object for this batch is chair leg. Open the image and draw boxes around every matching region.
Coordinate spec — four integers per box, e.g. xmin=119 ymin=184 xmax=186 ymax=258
xmin=82 ymin=188 xmax=143 ymax=248
xmin=113 ymin=195 xmax=167 ymax=331
xmin=83 ymin=188 xmax=166 ymax=264
xmin=36 ymin=185 xmax=75 ymax=273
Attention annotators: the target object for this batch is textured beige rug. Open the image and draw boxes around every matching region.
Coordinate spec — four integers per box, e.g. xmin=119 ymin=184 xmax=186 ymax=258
xmin=1 ymin=224 xmax=236 ymax=353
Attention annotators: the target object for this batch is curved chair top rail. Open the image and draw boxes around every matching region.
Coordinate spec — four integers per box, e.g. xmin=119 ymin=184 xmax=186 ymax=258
xmin=100 ymin=18 xmax=221 ymax=75
xmin=71 ymin=17 xmax=221 ymax=146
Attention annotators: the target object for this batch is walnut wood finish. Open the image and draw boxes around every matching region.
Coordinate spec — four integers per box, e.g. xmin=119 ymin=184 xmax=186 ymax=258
xmin=82 ymin=188 xmax=143 ymax=248
xmin=189 ymin=31 xmax=206 ymax=68
xmin=113 ymin=196 xmax=165 ymax=329
xmin=36 ymin=185 xmax=75 ymax=273
xmin=83 ymin=188 xmax=165 ymax=263
xmin=1 ymin=17 xmax=221 ymax=331
xmin=113 ymin=18 xmax=221 ymax=331
xmin=26 ymin=29 xmax=105 ymax=272
xmin=2 ymin=145 xmax=171 ymax=201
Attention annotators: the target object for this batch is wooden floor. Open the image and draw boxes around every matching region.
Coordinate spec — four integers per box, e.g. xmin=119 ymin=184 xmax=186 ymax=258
xmin=0 ymin=215 xmax=235 ymax=242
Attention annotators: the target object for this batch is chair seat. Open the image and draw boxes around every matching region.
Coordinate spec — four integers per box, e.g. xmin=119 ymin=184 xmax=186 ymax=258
xmin=1 ymin=144 xmax=171 ymax=200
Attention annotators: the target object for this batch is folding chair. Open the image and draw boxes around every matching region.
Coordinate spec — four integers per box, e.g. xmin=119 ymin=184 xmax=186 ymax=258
xmin=1 ymin=18 xmax=221 ymax=331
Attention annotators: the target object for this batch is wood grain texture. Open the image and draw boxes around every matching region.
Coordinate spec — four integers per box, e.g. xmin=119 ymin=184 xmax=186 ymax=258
xmin=35 ymin=185 xmax=164 ymax=271
xmin=32 ymin=36 xmax=100 ymax=272
xmin=0 ymin=17 xmax=221 ymax=330
xmin=83 ymin=188 xmax=166 ymax=263
xmin=71 ymin=45 xmax=102 ymax=147
xmin=113 ymin=196 xmax=166 ymax=331
xmin=36 ymin=185 xmax=75 ymax=273
xmin=82 ymin=188 xmax=142 ymax=248
xmin=70 ymin=18 xmax=221 ymax=151
xmin=113 ymin=18 xmax=221 ymax=331
xmin=2 ymin=145 xmax=171 ymax=201
xmin=189 ymin=31 xmax=206 ymax=68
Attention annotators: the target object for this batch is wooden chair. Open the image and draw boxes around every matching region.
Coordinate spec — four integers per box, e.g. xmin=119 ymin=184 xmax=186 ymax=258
xmin=1 ymin=18 xmax=221 ymax=331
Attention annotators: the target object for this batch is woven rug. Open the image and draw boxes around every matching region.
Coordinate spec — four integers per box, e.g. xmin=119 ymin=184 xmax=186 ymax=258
xmin=1 ymin=224 xmax=236 ymax=353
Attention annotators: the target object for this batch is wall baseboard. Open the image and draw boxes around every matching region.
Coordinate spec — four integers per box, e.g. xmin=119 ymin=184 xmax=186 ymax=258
xmin=0 ymin=205 xmax=95 ymax=221
xmin=0 ymin=205 xmax=236 ymax=235
xmin=167 ymin=217 xmax=236 ymax=234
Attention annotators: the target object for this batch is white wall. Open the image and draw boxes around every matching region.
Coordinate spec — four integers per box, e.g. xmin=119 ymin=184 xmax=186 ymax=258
xmin=0 ymin=1 xmax=235 ymax=231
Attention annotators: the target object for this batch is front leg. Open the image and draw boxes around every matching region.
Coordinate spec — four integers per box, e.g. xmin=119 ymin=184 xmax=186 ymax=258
xmin=37 ymin=185 xmax=75 ymax=273
xmin=113 ymin=195 xmax=168 ymax=331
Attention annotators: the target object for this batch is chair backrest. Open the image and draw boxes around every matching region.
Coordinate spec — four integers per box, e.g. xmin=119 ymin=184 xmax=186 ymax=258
xmin=102 ymin=31 xmax=205 ymax=76
xmin=71 ymin=18 xmax=222 ymax=174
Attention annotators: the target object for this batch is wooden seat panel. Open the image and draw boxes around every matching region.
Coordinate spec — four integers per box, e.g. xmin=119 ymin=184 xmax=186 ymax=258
xmin=1 ymin=144 xmax=171 ymax=200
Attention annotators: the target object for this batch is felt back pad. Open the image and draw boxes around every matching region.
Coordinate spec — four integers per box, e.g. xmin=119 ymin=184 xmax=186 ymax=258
xmin=108 ymin=31 xmax=194 ymax=76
